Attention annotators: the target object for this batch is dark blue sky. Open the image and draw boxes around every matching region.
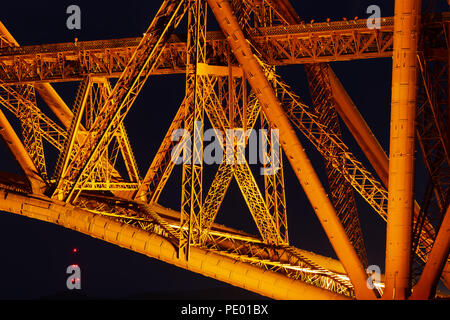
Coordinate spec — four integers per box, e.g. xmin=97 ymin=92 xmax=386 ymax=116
xmin=0 ymin=0 xmax=447 ymax=299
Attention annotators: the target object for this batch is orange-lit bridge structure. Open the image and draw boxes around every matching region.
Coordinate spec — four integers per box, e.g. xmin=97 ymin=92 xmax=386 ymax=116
xmin=0 ymin=0 xmax=448 ymax=300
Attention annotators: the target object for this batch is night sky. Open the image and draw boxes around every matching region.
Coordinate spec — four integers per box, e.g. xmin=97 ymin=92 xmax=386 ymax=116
xmin=0 ymin=0 xmax=447 ymax=299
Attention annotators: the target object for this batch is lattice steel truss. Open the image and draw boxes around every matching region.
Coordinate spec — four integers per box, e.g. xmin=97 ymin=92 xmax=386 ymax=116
xmin=0 ymin=0 xmax=448 ymax=300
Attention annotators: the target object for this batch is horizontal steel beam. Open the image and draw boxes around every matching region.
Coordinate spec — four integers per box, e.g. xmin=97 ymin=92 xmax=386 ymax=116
xmin=0 ymin=16 xmax=397 ymax=84
xmin=2 ymin=13 xmax=447 ymax=85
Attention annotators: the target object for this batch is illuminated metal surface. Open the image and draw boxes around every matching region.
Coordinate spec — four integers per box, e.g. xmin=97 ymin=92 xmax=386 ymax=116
xmin=0 ymin=0 xmax=448 ymax=300
xmin=0 ymin=17 xmax=398 ymax=85
xmin=384 ymin=0 xmax=422 ymax=300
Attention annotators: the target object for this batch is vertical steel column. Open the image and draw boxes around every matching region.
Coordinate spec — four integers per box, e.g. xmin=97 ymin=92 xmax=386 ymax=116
xmin=179 ymin=0 xmax=207 ymax=259
xmin=328 ymin=64 xmax=439 ymax=274
xmin=207 ymin=0 xmax=376 ymax=299
xmin=384 ymin=0 xmax=421 ymax=300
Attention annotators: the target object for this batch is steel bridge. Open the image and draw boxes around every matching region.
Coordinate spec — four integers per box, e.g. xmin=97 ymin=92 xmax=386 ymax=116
xmin=0 ymin=0 xmax=448 ymax=300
